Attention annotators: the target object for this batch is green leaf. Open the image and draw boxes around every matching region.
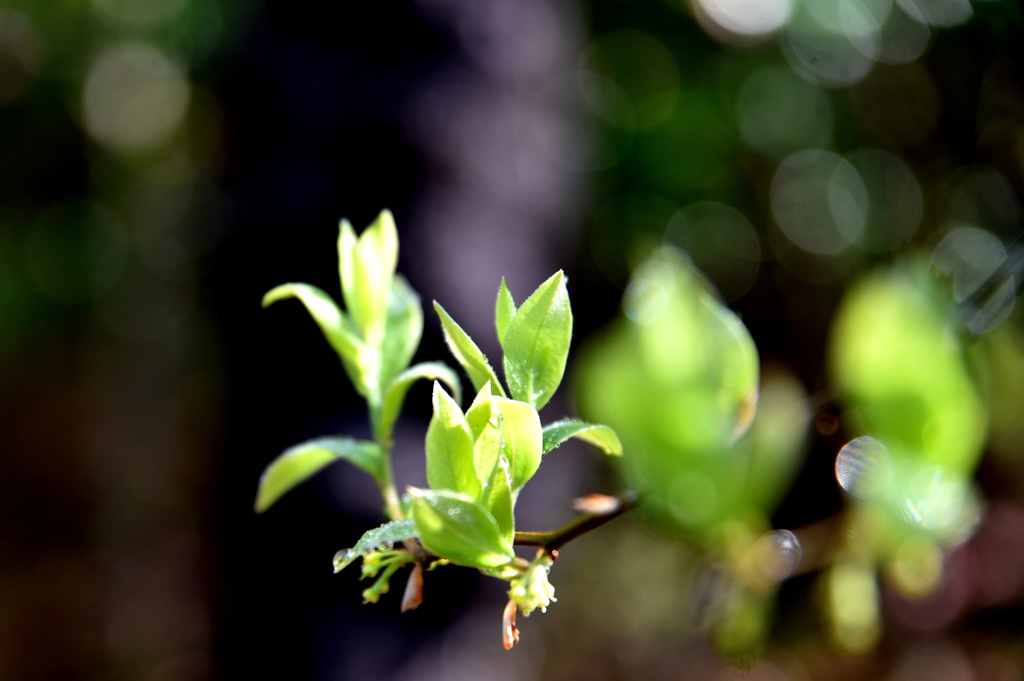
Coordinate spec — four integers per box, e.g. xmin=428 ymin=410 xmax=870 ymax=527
xmin=464 ymin=382 xmax=494 ymax=440
xmin=434 ymin=301 xmax=507 ymax=397
xmin=425 ymin=382 xmax=480 ymax=497
xmin=484 ymin=458 xmax=515 ymax=542
xmin=262 ymin=282 xmax=370 ymax=397
xmin=338 ymin=218 xmax=358 ymax=320
xmin=502 ymin=271 xmax=572 ymax=410
xmin=496 ymin=278 xmax=517 ymax=346
xmin=255 ymin=436 xmax=382 ymax=513
xmin=493 ymin=397 xmax=543 ymax=491
xmin=333 ymin=519 xmax=418 ymax=572
xmin=377 ymin=276 xmax=424 ymax=394
xmin=348 ymin=210 xmax=399 ymax=346
xmin=542 ymin=419 xmax=623 ymax=456
xmin=379 ymin=361 xmax=461 ymax=444
xmin=409 ymin=488 xmax=514 ymax=568
xmin=471 ymin=394 xmax=502 ymax=486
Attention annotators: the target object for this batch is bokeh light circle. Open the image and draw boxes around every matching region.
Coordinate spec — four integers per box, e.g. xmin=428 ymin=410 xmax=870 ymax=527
xmin=82 ymin=42 xmax=190 ymax=154
xmin=836 ymin=436 xmax=892 ymax=499
xmin=771 ymin=149 xmax=868 ymax=255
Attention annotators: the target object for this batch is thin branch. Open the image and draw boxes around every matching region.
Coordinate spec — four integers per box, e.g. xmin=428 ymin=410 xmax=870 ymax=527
xmin=514 ymin=491 xmax=638 ymax=552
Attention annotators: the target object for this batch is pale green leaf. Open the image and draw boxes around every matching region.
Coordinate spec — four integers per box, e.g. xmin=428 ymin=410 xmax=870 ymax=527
xmin=333 ymin=519 xmax=417 ymax=572
xmin=434 ymin=301 xmax=507 ymax=397
xmin=338 ymin=218 xmax=358 ymax=318
xmin=409 ymin=488 xmax=514 ymax=568
xmin=377 ymin=276 xmax=424 ymax=394
xmin=425 ymin=382 xmax=480 ymax=497
xmin=542 ymin=419 xmax=623 ymax=456
xmin=464 ymin=382 xmax=494 ymax=440
xmin=496 ymin=278 xmax=517 ymax=346
xmin=378 ymin=361 xmax=461 ymax=444
xmin=502 ymin=271 xmax=572 ymax=410
xmin=350 ymin=209 xmax=399 ymax=345
xmin=484 ymin=458 xmax=515 ymax=542
xmin=255 ymin=436 xmax=382 ymax=513
xmin=493 ymin=397 xmax=543 ymax=491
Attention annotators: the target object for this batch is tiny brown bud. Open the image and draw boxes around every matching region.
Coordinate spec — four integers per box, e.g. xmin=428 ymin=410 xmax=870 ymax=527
xmin=571 ymin=493 xmax=621 ymax=516
xmin=401 ymin=563 xmax=423 ymax=612
xmin=502 ymin=600 xmax=520 ymax=650
xmin=549 ymin=549 xmax=559 ymax=561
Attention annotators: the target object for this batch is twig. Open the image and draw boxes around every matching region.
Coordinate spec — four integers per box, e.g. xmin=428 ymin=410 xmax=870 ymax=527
xmin=513 ymin=491 xmax=638 ymax=552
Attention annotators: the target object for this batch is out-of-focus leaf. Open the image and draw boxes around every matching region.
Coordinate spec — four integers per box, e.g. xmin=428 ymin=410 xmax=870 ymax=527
xmin=744 ymin=371 xmax=810 ymax=510
xmin=409 ymin=488 xmax=515 ymax=568
xmin=496 ymin=278 xmax=517 ymax=346
xmin=379 ymin=361 xmax=461 ymax=443
xmin=830 ymin=267 xmax=986 ymax=474
xmin=701 ymin=293 xmax=759 ymax=439
xmin=425 ymin=382 xmax=480 ymax=497
xmin=377 ymin=276 xmax=424 ymax=397
xmin=502 ymin=271 xmax=572 ymax=410
xmin=255 ymin=437 xmax=382 ymax=512
xmin=542 ymin=419 xmax=623 ymax=456
xmin=332 ymin=519 xmax=417 ymax=572
xmin=434 ymin=301 xmax=506 ymax=396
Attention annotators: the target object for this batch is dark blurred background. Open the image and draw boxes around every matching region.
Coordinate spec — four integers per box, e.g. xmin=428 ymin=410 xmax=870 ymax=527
xmin=3 ymin=0 xmax=1024 ymax=679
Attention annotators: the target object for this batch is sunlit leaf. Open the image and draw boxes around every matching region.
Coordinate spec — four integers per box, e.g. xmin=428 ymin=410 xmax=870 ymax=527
xmin=255 ymin=436 xmax=382 ymax=512
xmin=377 ymin=276 xmax=424 ymax=396
xmin=425 ymin=382 xmax=480 ymax=497
xmin=502 ymin=271 xmax=572 ymax=410
xmin=349 ymin=210 xmax=399 ymax=346
xmin=496 ymin=278 xmax=517 ymax=346
xmin=493 ymin=397 xmax=543 ymax=491
xmin=409 ymin=487 xmax=514 ymax=568
xmin=378 ymin=361 xmax=461 ymax=444
xmin=830 ymin=267 xmax=986 ymax=474
xmin=434 ymin=301 xmax=506 ymax=397
xmin=332 ymin=519 xmax=417 ymax=572
xmin=464 ymin=382 xmax=495 ymax=440
xmin=542 ymin=419 xmax=623 ymax=456
xmin=484 ymin=458 xmax=515 ymax=543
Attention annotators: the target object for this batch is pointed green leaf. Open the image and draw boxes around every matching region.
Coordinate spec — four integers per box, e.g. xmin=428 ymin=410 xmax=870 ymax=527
xmin=350 ymin=210 xmax=399 ymax=345
xmin=333 ymin=519 xmax=417 ymax=572
xmin=409 ymin=488 xmax=514 ymax=568
xmin=434 ymin=301 xmax=507 ymax=397
xmin=255 ymin=437 xmax=382 ymax=513
xmin=502 ymin=271 xmax=572 ymax=410
xmin=484 ymin=458 xmax=515 ymax=542
xmin=338 ymin=218 xmax=358 ymax=317
xmin=493 ymin=397 xmax=543 ymax=491
xmin=377 ymin=276 xmax=424 ymax=394
xmin=425 ymin=382 xmax=480 ymax=497
xmin=379 ymin=361 xmax=461 ymax=443
xmin=542 ymin=419 xmax=623 ymax=456
xmin=464 ymin=382 xmax=494 ymax=440
xmin=496 ymin=278 xmax=517 ymax=346
xmin=472 ymin=398 xmax=502 ymax=486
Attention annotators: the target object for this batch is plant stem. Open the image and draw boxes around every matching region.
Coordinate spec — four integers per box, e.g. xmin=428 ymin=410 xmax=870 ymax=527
xmin=377 ymin=444 xmax=405 ymax=521
xmin=513 ymin=491 xmax=637 ymax=552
